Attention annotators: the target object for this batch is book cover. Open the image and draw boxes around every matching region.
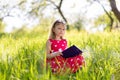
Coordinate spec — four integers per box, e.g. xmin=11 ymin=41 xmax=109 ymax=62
xmin=62 ymin=45 xmax=82 ymax=58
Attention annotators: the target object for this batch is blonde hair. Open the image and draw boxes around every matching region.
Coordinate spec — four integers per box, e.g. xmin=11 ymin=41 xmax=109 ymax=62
xmin=49 ymin=20 xmax=66 ymax=39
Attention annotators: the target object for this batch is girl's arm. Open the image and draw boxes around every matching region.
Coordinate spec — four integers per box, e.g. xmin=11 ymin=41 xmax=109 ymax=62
xmin=46 ymin=40 xmax=62 ymax=59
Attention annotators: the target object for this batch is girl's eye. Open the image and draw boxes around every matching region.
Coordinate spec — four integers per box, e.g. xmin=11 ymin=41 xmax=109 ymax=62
xmin=58 ymin=28 xmax=61 ymax=29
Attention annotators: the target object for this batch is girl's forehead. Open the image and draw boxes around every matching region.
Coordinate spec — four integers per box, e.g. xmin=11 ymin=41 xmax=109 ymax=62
xmin=55 ymin=24 xmax=66 ymax=28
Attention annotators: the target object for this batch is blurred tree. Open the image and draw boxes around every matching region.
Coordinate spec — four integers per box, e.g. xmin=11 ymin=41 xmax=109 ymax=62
xmin=94 ymin=12 xmax=119 ymax=31
xmin=0 ymin=0 xmax=70 ymax=32
xmin=96 ymin=0 xmax=114 ymax=31
xmin=73 ymin=16 xmax=85 ymax=31
xmin=0 ymin=0 xmax=27 ymax=32
xmin=18 ymin=0 xmax=70 ymax=30
xmin=1 ymin=0 xmax=119 ymax=32
xmin=87 ymin=0 xmax=120 ymax=31
xmin=46 ymin=0 xmax=69 ymax=30
xmin=109 ymin=0 xmax=120 ymax=22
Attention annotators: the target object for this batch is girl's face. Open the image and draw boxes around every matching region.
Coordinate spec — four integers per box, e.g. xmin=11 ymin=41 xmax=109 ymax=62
xmin=53 ymin=24 xmax=66 ymax=38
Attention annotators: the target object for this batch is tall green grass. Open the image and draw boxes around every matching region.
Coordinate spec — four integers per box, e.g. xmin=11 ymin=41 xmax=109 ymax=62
xmin=0 ymin=31 xmax=120 ymax=80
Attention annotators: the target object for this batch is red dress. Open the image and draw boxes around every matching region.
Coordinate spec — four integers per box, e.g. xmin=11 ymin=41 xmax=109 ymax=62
xmin=47 ymin=39 xmax=85 ymax=73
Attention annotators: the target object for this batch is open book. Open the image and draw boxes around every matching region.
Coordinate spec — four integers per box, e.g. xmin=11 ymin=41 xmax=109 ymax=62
xmin=62 ymin=45 xmax=83 ymax=58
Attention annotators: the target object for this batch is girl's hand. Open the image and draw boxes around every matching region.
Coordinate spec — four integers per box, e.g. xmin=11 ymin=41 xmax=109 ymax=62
xmin=56 ymin=51 xmax=63 ymax=56
xmin=52 ymin=51 xmax=63 ymax=57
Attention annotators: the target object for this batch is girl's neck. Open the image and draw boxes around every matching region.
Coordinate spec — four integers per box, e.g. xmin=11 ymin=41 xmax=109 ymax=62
xmin=54 ymin=36 xmax=61 ymax=40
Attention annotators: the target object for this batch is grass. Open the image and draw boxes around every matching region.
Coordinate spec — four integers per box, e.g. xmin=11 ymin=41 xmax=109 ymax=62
xmin=0 ymin=31 xmax=120 ymax=80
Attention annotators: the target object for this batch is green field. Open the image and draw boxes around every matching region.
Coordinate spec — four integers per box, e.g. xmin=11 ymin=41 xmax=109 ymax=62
xmin=0 ymin=31 xmax=120 ymax=80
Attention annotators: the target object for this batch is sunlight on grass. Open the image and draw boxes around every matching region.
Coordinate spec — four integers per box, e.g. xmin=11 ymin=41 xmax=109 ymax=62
xmin=0 ymin=31 xmax=120 ymax=80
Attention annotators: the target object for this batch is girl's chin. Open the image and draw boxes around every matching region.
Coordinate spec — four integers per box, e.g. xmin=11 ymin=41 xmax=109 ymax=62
xmin=56 ymin=34 xmax=64 ymax=37
xmin=57 ymin=34 xmax=63 ymax=36
xmin=60 ymin=35 xmax=64 ymax=37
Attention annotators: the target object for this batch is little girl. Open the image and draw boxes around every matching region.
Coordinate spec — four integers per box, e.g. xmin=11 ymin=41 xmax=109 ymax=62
xmin=46 ymin=20 xmax=85 ymax=74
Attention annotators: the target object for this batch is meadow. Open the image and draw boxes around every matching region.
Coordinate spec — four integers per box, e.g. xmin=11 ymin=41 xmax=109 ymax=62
xmin=0 ymin=30 xmax=120 ymax=80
